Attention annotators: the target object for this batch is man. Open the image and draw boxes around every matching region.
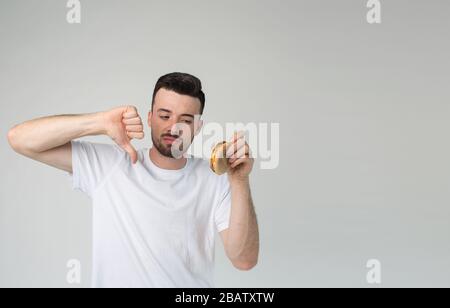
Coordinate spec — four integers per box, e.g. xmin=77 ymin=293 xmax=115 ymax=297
xmin=7 ymin=72 xmax=259 ymax=288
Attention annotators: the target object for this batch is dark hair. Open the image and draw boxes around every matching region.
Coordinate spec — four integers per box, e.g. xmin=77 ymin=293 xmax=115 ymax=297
xmin=151 ymin=72 xmax=206 ymax=114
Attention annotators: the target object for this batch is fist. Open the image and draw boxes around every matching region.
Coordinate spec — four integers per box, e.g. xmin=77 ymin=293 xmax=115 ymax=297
xmin=103 ymin=105 xmax=144 ymax=164
xmin=226 ymin=131 xmax=254 ymax=181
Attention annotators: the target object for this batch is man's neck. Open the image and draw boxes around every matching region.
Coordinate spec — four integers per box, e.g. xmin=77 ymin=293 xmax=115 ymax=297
xmin=149 ymin=147 xmax=187 ymax=170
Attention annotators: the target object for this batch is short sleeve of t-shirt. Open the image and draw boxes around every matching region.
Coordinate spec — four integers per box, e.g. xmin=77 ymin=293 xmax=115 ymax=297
xmin=214 ymin=175 xmax=232 ymax=233
xmin=67 ymin=140 xmax=125 ymax=198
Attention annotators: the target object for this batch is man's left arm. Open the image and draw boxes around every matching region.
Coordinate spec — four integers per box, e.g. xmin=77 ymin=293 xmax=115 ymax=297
xmin=220 ymin=132 xmax=259 ymax=271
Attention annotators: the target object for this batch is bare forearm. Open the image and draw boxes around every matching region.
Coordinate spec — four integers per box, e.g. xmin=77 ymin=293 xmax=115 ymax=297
xmin=8 ymin=112 xmax=107 ymax=153
xmin=226 ymin=178 xmax=259 ymax=265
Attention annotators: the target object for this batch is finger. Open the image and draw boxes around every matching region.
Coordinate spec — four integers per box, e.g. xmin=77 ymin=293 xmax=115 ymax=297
xmin=231 ymin=145 xmax=248 ymax=160
xmin=123 ymin=106 xmax=138 ymax=119
xmin=122 ymin=142 xmax=138 ymax=164
xmin=225 ymin=132 xmax=243 ymax=158
xmin=229 ymin=144 xmax=246 ymax=161
xmin=127 ymin=131 xmax=145 ymax=140
xmin=230 ymin=146 xmax=249 ymax=164
xmin=226 ymin=135 xmax=245 ymax=152
xmin=126 ymin=124 xmax=144 ymax=132
xmin=231 ymin=131 xmax=245 ymax=143
xmin=226 ymin=137 xmax=246 ymax=158
xmin=230 ymin=157 xmax=248 ymax=169
xmin=122 ymin=117 xmax=142 ymax=125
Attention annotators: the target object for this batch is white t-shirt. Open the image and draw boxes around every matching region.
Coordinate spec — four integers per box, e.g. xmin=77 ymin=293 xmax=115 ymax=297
xmin=66 ymin=140 xmax=231 ymax=288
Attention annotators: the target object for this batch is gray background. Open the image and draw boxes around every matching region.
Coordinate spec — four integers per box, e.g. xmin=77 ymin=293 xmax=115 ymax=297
xmin=1 ymin=0 xmax=449 ymax=287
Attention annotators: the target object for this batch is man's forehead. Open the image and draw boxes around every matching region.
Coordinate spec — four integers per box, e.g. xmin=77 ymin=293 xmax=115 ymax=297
xmin=154 ymin=88 xmax=201 ymax=114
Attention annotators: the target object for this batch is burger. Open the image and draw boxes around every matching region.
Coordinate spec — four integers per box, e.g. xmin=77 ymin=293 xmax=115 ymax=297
xmin=210 ymin=141 xmax=230 ymax=175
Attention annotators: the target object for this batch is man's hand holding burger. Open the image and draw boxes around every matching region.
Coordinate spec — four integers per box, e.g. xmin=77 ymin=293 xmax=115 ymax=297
xmin=226 ymin=131 xmax=254 ymax=183
xmin=218 ymin=131 xmax=259 ymax=270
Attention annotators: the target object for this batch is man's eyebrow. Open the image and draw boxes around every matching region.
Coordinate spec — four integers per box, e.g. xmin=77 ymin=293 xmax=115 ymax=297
xmin=180 ymin=113 xmax=195 ymax=119
xmin=157 ymin=108 xmax=172 ymax=113
xmin=157 ymin=108 xmax=195 ymax=119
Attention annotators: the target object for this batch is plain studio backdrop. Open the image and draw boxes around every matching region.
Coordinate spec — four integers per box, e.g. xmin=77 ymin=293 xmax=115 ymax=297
xmin=1 ymin=0 xmax=449 ymax=288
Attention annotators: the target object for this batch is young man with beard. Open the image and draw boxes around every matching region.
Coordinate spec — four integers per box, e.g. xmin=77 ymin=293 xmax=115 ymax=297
xmin=7 ymin=72 xmax=259 ymax=288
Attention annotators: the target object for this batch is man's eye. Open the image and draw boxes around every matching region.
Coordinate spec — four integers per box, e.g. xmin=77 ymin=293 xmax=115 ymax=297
xmin=183 ymin=120 xmax=192 ymax=124
xmin=160 ymin=116 xmax=170 ymax=120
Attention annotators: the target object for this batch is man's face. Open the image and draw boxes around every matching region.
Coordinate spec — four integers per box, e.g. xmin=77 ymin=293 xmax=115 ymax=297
xmin=148 ymin=88 xmax=203 ymax=158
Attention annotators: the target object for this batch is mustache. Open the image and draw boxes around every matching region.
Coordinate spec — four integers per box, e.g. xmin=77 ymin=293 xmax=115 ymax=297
xmin=161 ymin=133 xmax=180 ymax=139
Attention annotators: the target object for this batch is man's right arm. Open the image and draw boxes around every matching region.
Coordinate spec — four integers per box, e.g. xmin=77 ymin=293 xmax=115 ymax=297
xmin=6 ymin=106 xmax=144 ymax=173
xmin=7 ymin=112 xmax=108 ymax=173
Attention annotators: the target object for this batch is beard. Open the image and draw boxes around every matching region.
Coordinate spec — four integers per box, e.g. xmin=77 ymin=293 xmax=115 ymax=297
xmin=151 ymin=131 xmax=193 ymax=159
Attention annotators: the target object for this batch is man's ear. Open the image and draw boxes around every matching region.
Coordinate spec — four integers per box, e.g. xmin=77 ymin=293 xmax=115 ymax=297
xmin=147 ymin=111 xmax=152 ymax=128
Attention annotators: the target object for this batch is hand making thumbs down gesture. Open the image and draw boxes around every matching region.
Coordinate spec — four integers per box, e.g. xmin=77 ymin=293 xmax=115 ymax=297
xmin=103 ymin=105 xmax=144 ymax=164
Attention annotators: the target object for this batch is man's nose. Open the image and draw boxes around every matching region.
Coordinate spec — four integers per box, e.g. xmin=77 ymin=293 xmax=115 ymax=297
xmin=166 ymin=118 xmax=181 ymax=136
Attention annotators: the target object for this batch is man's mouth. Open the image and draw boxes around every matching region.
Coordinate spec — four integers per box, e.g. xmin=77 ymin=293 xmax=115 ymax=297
xmin=162 ymin=135 xmax=179 ymax=145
